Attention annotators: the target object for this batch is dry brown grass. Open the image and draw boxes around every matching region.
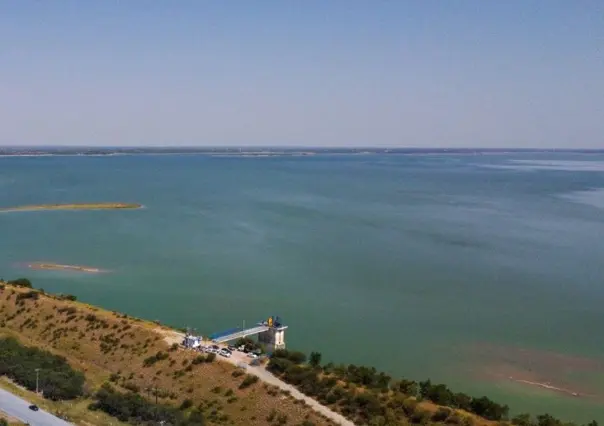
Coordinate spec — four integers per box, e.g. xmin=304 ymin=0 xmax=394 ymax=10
xmin=0 ymin=408 xmax=26 ymax=425
xmin=0 ymin=283 xmax=332 ymax=426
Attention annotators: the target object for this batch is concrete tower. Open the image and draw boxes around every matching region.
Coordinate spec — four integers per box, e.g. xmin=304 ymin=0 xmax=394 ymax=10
xmin=258 ymin=316 xmax=288 ymax=353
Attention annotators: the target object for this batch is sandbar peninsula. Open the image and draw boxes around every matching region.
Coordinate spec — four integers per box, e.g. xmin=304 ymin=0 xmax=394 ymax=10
xmin=0 ymin=202 xmax=142 ymax=212
xmin=28 ymin=262 xmax=107 ymax=273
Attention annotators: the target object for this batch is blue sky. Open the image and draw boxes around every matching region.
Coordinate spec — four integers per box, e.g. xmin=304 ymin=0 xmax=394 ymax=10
xmin=1 ymin=1 xmax=602 ymax=147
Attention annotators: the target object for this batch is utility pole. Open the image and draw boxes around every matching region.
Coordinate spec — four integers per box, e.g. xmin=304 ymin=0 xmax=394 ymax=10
xmin=35 ymin=368 xmax=40 ymax=394
xmin=154 ymin=385 xmax=159 ymax=422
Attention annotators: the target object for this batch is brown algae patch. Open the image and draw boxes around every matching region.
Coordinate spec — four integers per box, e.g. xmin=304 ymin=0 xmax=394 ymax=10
xmin=464 ymin=343 xmax=604 ymax=400
xmin=0 ymin=202 xmax=142 ymax=212
xmin=28 ymin=262 xmax=107 ymax=274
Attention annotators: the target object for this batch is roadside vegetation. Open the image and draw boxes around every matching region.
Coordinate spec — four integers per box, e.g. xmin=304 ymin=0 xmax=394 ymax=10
xmin=89 ymin=383 xmax=205 ymax=425
xmin=0 ymin=337 xmax=84 ymax=400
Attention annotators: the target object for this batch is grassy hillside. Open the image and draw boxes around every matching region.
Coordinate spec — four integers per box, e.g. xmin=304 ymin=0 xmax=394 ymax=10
xmin=0 ymin=280 xmax=598 ymax=426
xmin=0 ymin=281 xmax=332 ymax=426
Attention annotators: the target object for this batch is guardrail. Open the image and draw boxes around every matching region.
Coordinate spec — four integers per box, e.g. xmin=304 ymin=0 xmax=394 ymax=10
xmin=212 ymin=325 xmax=269 ymax=343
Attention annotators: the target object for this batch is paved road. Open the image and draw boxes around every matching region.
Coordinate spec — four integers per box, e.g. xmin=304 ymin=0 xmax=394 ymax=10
xmin=0 ymin=388 xmax=72 ymax=426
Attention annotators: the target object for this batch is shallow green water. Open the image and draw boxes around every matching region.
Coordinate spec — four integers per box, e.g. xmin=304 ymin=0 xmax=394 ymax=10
xmin=1 ymin=153 xmax=603 ymax=422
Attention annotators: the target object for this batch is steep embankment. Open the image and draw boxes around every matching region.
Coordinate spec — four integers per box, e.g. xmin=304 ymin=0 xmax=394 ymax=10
xmin=0 ymin=282 xmax=334 ymax=426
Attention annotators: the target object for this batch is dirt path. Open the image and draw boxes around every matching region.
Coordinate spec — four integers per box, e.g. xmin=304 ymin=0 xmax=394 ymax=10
xmin=158 ymin=328 xmax=355 ymax=426
xmin=245 ymin=365 xmax=355 ymax=426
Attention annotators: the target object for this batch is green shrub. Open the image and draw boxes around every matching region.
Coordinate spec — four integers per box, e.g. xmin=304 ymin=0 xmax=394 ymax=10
xmin=90 ymin=384 xmax=188 ymax=424
xmin=231 ymin=368 xmax=245 ymax=378
xmin=58 ymin=294 xmax=77 ymax=301
xmin=16 ymin=291 xmax=39 ymax=302
xmin=410 ymin=409 xmax=431 ymax=424
xmin=433 ymin=407 xmax=452 ymax=422
xmin=142 ymin=351 xmax=169 ymax=367
xmin=8 ymin=278 xmax=32 ymax=288
xmin=239 ymin=374 xmax=259 ymax=389
xmin=123 ymin=382 xmax=140 ymax=393
xmin=192 ymin=355 xmax=206 ymax=365
xmin=180 ymin=398 xmax=193 ymax=410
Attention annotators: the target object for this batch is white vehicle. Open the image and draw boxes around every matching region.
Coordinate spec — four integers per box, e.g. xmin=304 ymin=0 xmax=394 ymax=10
xmin=247 ymin=352 xmax=258 ymax=359
xmin=219 ymin=349 xmax=232 ymax=358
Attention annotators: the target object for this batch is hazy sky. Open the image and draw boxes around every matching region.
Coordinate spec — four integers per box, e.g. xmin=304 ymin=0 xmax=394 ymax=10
xmin=1 ymin=1 xmax=602 ymax=147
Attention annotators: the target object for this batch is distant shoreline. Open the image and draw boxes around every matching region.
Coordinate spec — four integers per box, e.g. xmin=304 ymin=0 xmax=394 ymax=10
xmin=1 ymin=147 xmax=604 ymax=159
xmin=0 ymin=202 xmax=142 ymax=212
xmin=27 ymin=262 xmax=106 ymax=273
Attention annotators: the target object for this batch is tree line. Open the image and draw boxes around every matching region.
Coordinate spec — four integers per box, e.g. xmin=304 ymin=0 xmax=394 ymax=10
xmin=89 ymin=383 xmax=205 ymax=425
xmin=267 ymin=349 xmax=599 ymax=426
xmin=0 ymin=337 xmax=85 ymax=400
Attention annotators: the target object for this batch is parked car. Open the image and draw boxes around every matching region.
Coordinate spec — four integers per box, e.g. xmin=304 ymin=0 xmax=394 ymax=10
xmin=227 ymin=345 xmax=236 ymax=351
xmin=219 ymin=349 xmax=232 ymax=358
xmin=247 ymin=352 xmax=258 ymax=359
xmin=29 ymin=405 xmax=39 ymax=411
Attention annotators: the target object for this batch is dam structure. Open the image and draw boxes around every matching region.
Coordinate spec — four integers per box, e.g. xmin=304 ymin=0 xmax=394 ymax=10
xmin=210 ymin=316 xmax=288 ymax=353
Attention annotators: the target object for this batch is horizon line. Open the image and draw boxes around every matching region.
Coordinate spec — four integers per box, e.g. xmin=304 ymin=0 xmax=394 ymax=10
xmin=1 ymin=145 xmax=603 ymax=151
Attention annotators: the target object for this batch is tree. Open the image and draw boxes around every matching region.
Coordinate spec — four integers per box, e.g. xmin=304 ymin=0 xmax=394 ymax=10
xmin=512 ymin=413 xmax=533 ymax=426
xmin=0 ymin=337 xmax=84 ymax=400
xmin=452 ymin=392 xmax=472 ymax=411
xmin=8 ymin=277 xmax=32 ymax=288
xmin=470 ymin=396 xmax=509 ymax=421
xmin=309 ymin=351 xmax=322 ymax=368
xmin=59 ymin=294 xmax=77 ymax=301
xmin=418 ymin=379 xmax=432 ymax=399
xmin=394 ymin=379 xmax=416 ymax=396
xmin=536 ymin=414 xmax=562 ymax=426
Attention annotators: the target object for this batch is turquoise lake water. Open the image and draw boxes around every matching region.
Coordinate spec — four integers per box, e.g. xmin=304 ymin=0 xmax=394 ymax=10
xmin=1 ymin=153 xmax=603 ymax=422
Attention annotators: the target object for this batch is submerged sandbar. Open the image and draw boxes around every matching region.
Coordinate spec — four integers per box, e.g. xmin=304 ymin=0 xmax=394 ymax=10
xmin=0 ymin=202 xmax=142 ymax=212
xmin=28 ymin=262 xmax=106 ymax=273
